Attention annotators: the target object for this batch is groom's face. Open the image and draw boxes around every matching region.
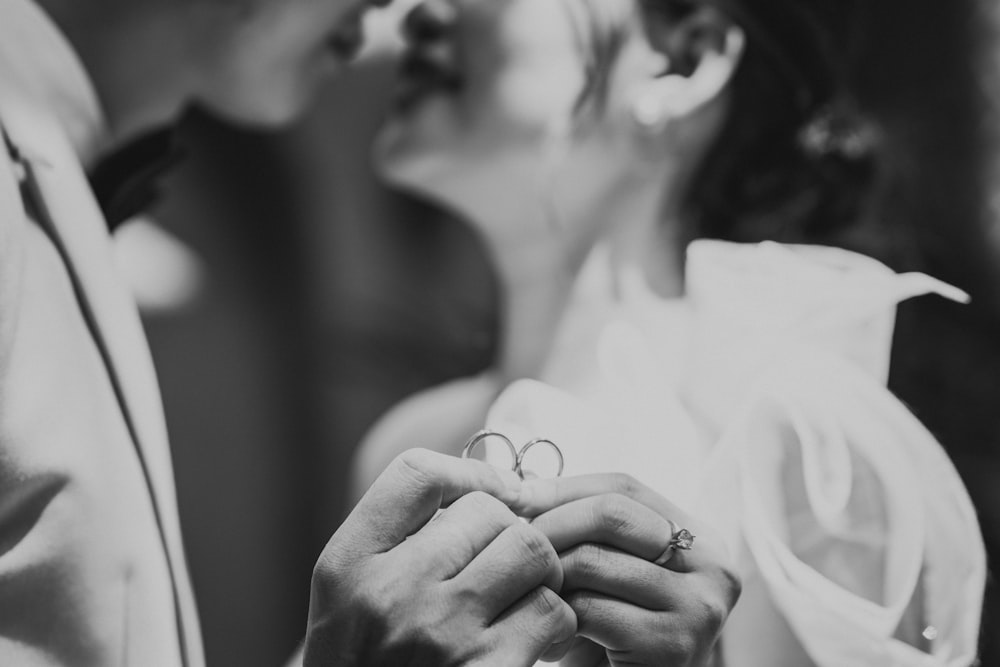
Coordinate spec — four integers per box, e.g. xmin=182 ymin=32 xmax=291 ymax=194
xmin=189 ymin=0 xmax=386 ymax=125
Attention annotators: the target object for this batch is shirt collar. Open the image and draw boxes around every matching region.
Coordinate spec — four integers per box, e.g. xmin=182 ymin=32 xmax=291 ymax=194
xmin=0 ymin=0 xmax=109 ymax=165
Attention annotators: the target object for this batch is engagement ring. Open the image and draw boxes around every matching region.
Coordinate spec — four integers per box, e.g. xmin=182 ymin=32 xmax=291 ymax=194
xmin=653 ymin=519 xmax=695 ymax=566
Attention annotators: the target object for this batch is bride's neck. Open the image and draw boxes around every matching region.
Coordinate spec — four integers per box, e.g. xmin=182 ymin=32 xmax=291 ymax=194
xmin=594 ymin=176 xmax=685 ymax=301
xmin=471 ymin=167 xmax=684 ymax=381
xmin=470 ymin=202 xmax=591 ymax=382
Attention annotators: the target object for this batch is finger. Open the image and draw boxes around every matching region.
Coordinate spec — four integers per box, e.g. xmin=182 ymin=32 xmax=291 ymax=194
xmin=400 ymin=491 xmax=520 ymax=579
xmin=568 ymin=590 xmax=727 ymax=664
xmin=537 ymin=635 xmax=579 ymax=664
xmin=485 ymin=586 xmax=577 ymax=666
xmin=568 ymin=591 xmax=646 ymax=654
xmin=561 ymin=543 xmax=681 ymax=610
xmin=557 ymin=638 xmax=607 ymax=667
xmin=516 ymin=473 xmax=692 ymax=527
xmin=452 ymin=521 xmax=564 ymax=621
xmin=531 ymin=493 xmax=704 ymax=573
xmin=339 ymin=448 xmax=522 ymax=554
xmin=519 ymin=474 xmax=726 ymax=573
xmin=563 ymin=541 xmax=742 ymax=628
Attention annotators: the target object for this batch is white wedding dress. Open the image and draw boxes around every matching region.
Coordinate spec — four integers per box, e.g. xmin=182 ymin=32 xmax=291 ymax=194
xmin=484 ymin=240 xmax=985 ymax=667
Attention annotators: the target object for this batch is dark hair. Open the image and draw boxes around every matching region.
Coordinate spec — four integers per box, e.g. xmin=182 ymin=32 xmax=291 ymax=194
xmin=663 ymin=0 xmax=877 ymax=246
xmin=657 ymin=0 xmax=883 ymax=252
xmin=565 ymin=0 xmax=884 ymax=257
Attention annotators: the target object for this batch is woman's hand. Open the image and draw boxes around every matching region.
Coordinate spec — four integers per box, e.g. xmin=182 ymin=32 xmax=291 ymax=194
xmin=514 ymin=473 xmax=741 ymax=667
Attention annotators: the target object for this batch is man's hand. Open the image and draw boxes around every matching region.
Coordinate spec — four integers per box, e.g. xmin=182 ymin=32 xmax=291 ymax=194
xmin=303 ymin=449 xmax=577 ymax=666
xmin=514 ymin=474 xmax=742 ymax=667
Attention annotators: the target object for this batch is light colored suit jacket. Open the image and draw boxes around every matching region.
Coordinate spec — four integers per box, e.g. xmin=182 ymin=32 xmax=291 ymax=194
xmin=0 ymin=1 xmax=204 ymax=664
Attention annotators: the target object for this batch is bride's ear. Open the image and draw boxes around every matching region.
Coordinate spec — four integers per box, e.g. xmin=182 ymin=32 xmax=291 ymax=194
xmin=629 ymin=7 xmax=745 ymax=134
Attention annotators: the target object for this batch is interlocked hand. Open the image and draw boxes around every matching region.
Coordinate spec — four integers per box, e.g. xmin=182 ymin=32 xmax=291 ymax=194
xmin=304 ymin=449 xmax=577 ymax=666
xmin=513 ymin=473 xmax=742 ymax=667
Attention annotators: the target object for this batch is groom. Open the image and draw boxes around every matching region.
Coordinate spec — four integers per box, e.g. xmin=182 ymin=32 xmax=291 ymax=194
xmin=0 ymin=0 xmax=738 ymax=664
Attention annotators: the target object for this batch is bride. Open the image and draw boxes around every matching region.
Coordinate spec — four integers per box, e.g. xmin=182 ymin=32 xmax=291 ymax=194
xmin=352 ymin=0 xmax=986 ymax=664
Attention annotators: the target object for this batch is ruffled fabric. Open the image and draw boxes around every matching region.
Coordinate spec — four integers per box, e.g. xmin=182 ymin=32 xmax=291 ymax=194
xmin=485 ymin=240 xmax=984 ymax=667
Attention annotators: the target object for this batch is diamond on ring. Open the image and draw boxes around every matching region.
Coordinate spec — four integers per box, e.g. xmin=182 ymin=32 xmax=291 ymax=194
xmin=653 ymin=524 xmax=696 ymax=566
xmin=670 ymin=528 xmax=695 ymax=551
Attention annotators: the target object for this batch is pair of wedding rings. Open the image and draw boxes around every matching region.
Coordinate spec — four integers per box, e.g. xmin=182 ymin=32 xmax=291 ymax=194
xmin=462 ymin=429 xmax=564 ymax=481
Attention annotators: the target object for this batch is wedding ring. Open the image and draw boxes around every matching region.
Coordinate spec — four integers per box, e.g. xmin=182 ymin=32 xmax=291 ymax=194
xmin=653 ymin=519 xmax=696 ymax=566
xmin=462 ymin=431 xmax=565 ymax=480
xmin=515 ymin=437 xmax=565 ymax=480
xmin=462 ymin=430 xmax=518 ymax=471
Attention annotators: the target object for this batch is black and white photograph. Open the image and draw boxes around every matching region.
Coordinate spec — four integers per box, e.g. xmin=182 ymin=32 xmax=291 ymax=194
xmin=0 ymin=0 xmax=996 ymax=664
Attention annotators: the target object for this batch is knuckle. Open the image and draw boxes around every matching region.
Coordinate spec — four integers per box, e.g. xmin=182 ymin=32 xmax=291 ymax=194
xmin=556 ymin=600 xmax=578 ymax=636
xmin=509 ymin=523 xmax=558 ymax=567
xmin=514 ymin=588 xmax=577 ymax=649
xmin=698 ymin=536 xmax=743 ymax=609
xmin=664 ymin=632 xmax=698 ymax=664
xmin=669 ymin=583 xmax=731 ymax=648
xmin=565 ymin=543 xmax=604 ymax=582
xmin=460 ymin=490 xmax=513 ymax=518
xmin=450 ymin=492 xmax=518 ymax=536
xmin=446 ymin=576 xmax=488 ymax=613
xmin=312 ymin=544 xmax=361 ymax=598
xmin=564 ymin=590 xmax=594 ymax=622
xmin=609 ymin=473 xmax=642 ymax=498
xmin=680 ymin=524 xmax=743 ymax=605
xmin=700 ymin=595 xmax=730 ymax=637
xmin=597 ymin=494 xmax=636 ymax=537
xmin=529 ymin=586 xmax=562 ymax=618
xmin=719 ymin=562 xmax=743 ymax=609
xmin=530 ymin=587 xmax=576 ymax=635
xmin=394 ymin=447 xmax=437 ymax=479
xmin=312 ymin=548 xmax=337 ymax=581
xmin=649 ymin=614 xmax=700 ymax=663
xmin=389 ymin=449 xmax=446 ymax=501
xmin=348 ymin=568 xmax=398 ymax=623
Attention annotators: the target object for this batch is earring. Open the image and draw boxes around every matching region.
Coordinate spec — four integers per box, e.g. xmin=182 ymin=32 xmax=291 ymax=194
xmin=630 ymin=89 xmax=674 ymax=135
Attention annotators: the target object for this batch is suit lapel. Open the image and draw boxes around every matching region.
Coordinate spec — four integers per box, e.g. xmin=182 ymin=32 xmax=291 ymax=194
xmin=0 ymin=96 xmax=203 ymax=667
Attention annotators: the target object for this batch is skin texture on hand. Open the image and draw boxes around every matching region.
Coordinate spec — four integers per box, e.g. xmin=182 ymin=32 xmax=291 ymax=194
xmin=303 ymin=448 xmax=577 ymax=666
xmin=514 ymin=473 xmax=742 ymax=667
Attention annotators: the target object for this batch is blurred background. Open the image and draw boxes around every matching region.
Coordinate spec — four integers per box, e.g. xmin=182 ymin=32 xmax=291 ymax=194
xmin=115 ymin=0 xmax=1000 ymax=664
